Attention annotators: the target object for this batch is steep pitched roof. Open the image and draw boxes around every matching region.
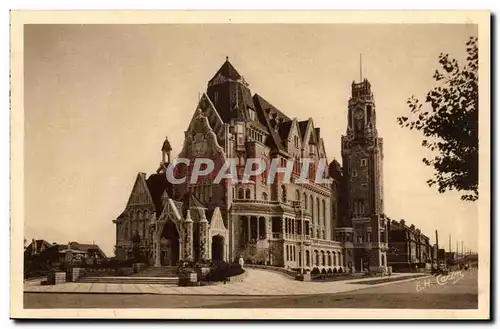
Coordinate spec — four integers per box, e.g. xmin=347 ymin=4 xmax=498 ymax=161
xmin=24 ymin=239 xmax=52 ymax=255
xmin=126 ymin=173 xmax=155 ymax=208
xmin=146 ymin=172 xmax=172 ymax=216
xmin=209 ymin=59 xmax=242 ymax=83
xmin=298 ymin=120 xmax=309 ymax=140
xmin=69 ymin=242 xmax=107 ymax=258
xmin=253 ymin=94 xmax=290 ymax=152
xmin=278 ymin=120 xmax=293 ymax=141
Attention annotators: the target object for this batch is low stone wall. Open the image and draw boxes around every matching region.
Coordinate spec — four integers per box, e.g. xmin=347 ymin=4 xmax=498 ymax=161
xmin=66 ymin=268 xmax=85 ymax=282
xmin=295 ymin=272 xmax=312 ymax=282
xmin=178 ymin=271 xmax=199 ymax=287
xmin=46 ymin=272 xmax=66 ymax=285
xmin=245 ymin=264 xmax=297 ymax=278
xmin=132 ymin=263 xmax=147 ymax=274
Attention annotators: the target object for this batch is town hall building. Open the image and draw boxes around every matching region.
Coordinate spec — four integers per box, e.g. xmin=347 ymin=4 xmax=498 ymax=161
xmin=113 ymin=58 xmax=389 ymax=274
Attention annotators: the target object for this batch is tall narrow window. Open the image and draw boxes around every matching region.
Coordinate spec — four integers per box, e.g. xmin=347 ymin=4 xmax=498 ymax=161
xmin=322 ymin=200 xmax=326 ymax=225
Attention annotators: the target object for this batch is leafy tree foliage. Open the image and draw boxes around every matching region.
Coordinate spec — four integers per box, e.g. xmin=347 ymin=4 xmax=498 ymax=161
xmin=397 ymin=37 xmax=478 ymax=201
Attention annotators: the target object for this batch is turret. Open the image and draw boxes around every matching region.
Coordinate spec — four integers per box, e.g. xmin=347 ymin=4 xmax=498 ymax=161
xmin=161 ymin=136 xmax=172 ymax=163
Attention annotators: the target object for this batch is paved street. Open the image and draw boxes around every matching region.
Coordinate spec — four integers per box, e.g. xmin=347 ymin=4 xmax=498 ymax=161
xmin=24 ymin=269 xmax=477 ymax=309
xmin=23 ymin=269 xmax=424 ymax=296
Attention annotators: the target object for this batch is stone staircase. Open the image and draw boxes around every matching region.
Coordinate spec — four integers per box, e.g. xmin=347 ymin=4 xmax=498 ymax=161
xmin=77 ymin=266 xmax=179 ymax=285
xmin=77 ymin=276 xmax=178 ymax=285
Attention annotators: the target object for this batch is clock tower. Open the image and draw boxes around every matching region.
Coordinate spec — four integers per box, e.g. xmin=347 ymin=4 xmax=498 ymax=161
xmin=341 ymin=78 xmax=388 ymax=274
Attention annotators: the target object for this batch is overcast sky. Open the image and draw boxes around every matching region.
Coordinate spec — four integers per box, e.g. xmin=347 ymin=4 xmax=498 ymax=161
xmin=24 ymin=24 xmax=478 ymax=256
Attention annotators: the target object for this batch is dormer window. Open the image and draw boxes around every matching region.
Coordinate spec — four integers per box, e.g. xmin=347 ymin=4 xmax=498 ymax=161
xmin=248 ymin=108 xmax=256 ymax=121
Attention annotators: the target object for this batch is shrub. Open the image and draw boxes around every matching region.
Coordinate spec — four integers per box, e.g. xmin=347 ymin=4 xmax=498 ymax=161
xmin=338 ymin=267 xmax=343 ymax=273
xmin=206 ymin=261 xmax=244 ymax=282
xmin=333 ymin=268 xmax=338 ymax=274
xmin=321 ymin=268 xmax=327 ymax=274
xmin=311 ymin=267 xmax=320 ymax=275
xmin=327 ymin=268 xmax=333 ymax=274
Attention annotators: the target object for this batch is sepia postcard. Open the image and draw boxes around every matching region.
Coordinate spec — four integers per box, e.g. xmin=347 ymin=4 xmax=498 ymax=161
xmin=10 ymin=10 xmax=491 ymax=320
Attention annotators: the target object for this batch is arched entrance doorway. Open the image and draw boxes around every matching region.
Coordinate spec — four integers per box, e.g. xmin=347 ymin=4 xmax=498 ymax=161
xmin=211 ymin=235 xmax=224 ymax=262
xmin=160 ymin=220 xmax=180 ymax=266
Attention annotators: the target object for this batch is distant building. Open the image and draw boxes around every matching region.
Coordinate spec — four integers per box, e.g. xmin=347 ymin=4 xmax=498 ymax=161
xmin=386 ymin=219 xmax=432 ymax=271
xmin=24 ymin=239 xmax=107 ymax=277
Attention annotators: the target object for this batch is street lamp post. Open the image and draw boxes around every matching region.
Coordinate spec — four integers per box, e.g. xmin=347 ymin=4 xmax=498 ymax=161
xmin=300 ymin=210 xmax=304 ymax=275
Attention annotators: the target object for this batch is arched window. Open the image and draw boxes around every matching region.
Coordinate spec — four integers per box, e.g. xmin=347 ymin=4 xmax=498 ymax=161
xmin=333 ymin=252 xmax=337 ymax=266
xmin=238 ymin=188 xmax=244 ymax=199
xmin=306 ymin=250 xmax=310 ymax=267
xmin=315 ymin=250 xmax=319 ymax=266
xmin=327 ymin=251 xmax=332 ymax=266
xmin=295 ymin=190 xmax=300 ymax=201
xmin=245 ymin=188 xmax=251 ymax=199
xmin=286 ymin=245 xmax=289 ymax=261
xmin=321 ymin=251 xmax=325 ymax=266
xmin=303 ymin=193 xmax=308 ymax=209
xmin=262 ymin=192 xmax=268 ymax=201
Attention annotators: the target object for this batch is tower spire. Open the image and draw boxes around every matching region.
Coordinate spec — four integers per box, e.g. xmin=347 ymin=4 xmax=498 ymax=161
xmin=360 ymin=53 xmax=363 ymax=82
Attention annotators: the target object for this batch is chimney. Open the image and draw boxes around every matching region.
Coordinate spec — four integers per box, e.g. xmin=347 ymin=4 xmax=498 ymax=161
xmin=315 ymin=128 xmax=321 ymax=142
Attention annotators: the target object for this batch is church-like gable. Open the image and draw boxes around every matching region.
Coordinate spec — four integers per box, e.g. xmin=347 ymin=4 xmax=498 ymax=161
xmin=126 ymin=173 xmax=155 ymax=208
xmin=209 ymin=207 xmax=226 ymax=230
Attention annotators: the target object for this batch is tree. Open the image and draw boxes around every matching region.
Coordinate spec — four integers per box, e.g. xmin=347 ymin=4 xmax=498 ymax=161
xmin=397 ymin=36 xmax=478 ymax=201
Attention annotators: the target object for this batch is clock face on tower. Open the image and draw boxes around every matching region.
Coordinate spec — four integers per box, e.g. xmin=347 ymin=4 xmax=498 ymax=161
xmin=354 ymin=108 xmax=364 ymax=120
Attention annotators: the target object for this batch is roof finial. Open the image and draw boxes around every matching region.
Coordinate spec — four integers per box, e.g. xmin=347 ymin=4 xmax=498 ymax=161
xmin=360 ymin=53 xmax=363 ymax=82
xmin=226 ymin=56 xmax=229 ymax=62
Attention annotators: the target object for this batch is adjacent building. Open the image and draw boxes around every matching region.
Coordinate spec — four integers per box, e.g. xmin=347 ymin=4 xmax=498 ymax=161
xmin=386 ymin=220 xmax=432 ymax=271
xmin=24 ymin=239 xmax=107 ymax=277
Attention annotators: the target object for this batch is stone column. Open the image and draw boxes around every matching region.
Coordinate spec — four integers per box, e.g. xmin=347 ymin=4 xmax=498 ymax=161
xmin=282 ymin=216 xmax=286 ymax=236
xmin=154 ymin=225 xmax=161 ymax=267
xmin=199 ymin=211 xmax=209 ymax=261
xmin=256 ymin=217 xmax=260 ymax=240
xmin=247 ymin=217 xmax=251 ymax=242
xmin=184 ymin=210 xmax=193 ymax=261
